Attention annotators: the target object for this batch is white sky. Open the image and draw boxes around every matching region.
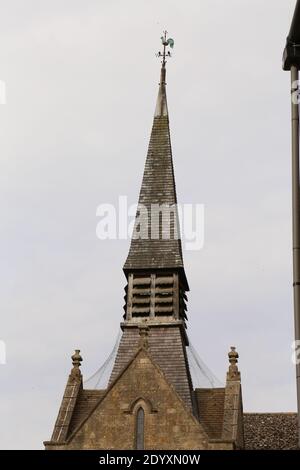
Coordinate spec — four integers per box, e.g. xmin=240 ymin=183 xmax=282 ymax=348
xmin=0 ymin=0 xmax=298 ymax=449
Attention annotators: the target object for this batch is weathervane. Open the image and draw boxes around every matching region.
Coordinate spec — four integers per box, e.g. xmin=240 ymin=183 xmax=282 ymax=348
xmin=156 ymin=31 xmax=174 ymax=66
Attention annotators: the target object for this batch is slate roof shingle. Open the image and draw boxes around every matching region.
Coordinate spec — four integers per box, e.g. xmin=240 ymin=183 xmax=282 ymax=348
xmin=243 ymin=413 xmax=298 ymax=450
xmin=124 ymin=70 xmax=184 ymax=271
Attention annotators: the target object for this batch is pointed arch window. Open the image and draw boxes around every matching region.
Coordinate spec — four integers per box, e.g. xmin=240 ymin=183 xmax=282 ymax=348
xmin=135 ymin=407 xmax=145 ymax=450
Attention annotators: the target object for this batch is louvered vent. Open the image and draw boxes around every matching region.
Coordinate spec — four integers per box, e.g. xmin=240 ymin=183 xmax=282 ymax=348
xmin=124 ymin=272 xmax=187 ymax=321
xmin=131 ymin=274 xmax=151 ymax=318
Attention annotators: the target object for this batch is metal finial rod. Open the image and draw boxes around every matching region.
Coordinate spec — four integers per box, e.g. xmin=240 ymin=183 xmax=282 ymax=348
xmin=161 ymin=30 xmax=168 ymax=67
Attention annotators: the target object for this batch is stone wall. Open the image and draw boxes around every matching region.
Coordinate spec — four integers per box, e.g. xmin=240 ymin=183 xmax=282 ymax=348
xmin=46 ymin=349 xmax=209 ymax=450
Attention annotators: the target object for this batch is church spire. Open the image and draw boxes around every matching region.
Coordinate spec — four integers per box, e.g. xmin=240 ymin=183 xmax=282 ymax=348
xmin=124 ymin=32 xmax=187 ymax=289
xmin=154 ymin=63 xmax=168 ymax=117
xmin=121 ymin=33 xmax=189 ymax=341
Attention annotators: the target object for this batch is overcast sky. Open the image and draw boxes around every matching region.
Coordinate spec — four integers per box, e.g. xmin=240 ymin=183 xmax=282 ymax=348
xmin=0 ymin=0 xmax=298 ymax=449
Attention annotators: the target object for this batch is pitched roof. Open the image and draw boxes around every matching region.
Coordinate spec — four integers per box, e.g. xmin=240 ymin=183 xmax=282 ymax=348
xmin=50 ymin=376 xmax=82 ymax=443
xmin=243 ymin=413 xmax=298 ymax=450
xmin=195 ymin=388 xmax=225 ymax=439
xmin=109 ymin=324 xmax=195 ymax=413
xmin=124 ymin=65 xmax=184 ymax=271
xmin=68 ymin=389 xmax=105 ymax=435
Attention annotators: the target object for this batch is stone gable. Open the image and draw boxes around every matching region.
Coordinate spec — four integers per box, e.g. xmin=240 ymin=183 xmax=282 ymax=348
xmin=47 ymin=349 xmax=209 ymax=450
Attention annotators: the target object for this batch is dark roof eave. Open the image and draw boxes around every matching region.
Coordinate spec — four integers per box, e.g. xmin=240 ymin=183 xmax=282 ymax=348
xmin=283 ymin=0 xmax=300 ymax=70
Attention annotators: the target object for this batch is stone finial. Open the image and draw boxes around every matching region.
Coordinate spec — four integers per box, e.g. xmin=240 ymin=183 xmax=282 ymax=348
xmin=138 ymin=326 xmax=149 ymax=349
xmin=227 ymin=346 xmax=241 ymax=381
xmin=70 ymin=349 xmax=82 ymax=380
